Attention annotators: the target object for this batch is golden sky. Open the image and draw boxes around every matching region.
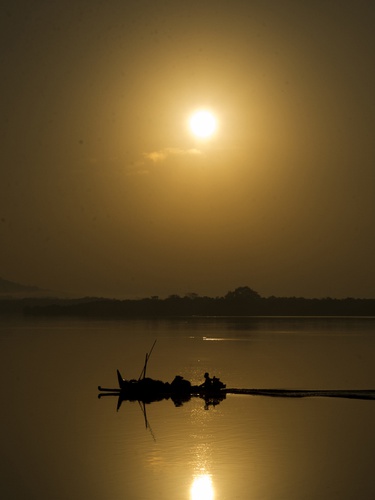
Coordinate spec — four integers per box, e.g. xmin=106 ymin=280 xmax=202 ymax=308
xmin=1 ymin=1 xmax=375 ymax=298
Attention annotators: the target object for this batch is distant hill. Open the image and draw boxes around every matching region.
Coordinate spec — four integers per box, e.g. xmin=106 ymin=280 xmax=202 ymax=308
xmin=0 ymin=277 xmax=49 ymax=297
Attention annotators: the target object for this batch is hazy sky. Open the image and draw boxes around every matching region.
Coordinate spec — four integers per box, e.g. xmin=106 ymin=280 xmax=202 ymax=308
xmin=1 ymin=1 xmax=375 ymax=299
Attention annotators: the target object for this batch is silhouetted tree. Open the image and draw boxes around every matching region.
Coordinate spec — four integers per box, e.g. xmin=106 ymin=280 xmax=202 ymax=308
xmin=225 ymin=286 xmax=261 ymax=301
xmin=167 ymin=294 xmax=181 ymax=300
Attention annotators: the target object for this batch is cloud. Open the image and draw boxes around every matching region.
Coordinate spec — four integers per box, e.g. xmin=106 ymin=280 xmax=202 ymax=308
xmin=124 ymin=147 xmax=204 ymax=176
xmin=143 ymin=147 xmax=203 ymax=163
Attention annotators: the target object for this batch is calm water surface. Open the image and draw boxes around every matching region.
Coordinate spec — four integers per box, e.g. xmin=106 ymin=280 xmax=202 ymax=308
xmin=2 ymin=316 xmax=375 ymax=499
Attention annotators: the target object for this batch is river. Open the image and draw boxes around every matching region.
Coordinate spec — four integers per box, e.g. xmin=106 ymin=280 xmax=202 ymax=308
xmin=1 ymin=316 xmax=375 ymax=499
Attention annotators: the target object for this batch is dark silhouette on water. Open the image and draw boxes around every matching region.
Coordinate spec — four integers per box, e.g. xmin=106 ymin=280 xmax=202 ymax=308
xmin=200 ymin=372 xmax=212 ymax=389
xmin=98 ymin=341 xmax=375 ymax=415
xmin=98 ymin=372 xmax=375 ymax=405
xmin=98 ymin=341 xmax=227 ymax=410
xmin=98 ymin=369 xmax=227 ymax=410
xmin=98 ymin=369 xmax=375 ymax=413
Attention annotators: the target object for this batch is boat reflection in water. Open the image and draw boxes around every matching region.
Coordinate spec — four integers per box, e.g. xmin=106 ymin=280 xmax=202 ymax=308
xmin=190 ymin=474 xmax=214 ymax=500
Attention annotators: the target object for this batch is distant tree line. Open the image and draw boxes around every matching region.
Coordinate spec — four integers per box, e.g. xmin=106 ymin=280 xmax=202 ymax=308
xmin=1 ymin=286 xmax=373 ymax=318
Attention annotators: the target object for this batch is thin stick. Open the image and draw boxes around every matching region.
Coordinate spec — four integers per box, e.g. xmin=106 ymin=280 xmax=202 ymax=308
xmin=138 ymin=339 xmax=157 ymax=380
xmin=138 ymin=400 xmax=156 ymax=441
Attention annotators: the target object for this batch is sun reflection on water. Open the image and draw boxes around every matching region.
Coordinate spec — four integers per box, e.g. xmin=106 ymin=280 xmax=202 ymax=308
xmin=190 ymin=474 xmax=215 ymax=500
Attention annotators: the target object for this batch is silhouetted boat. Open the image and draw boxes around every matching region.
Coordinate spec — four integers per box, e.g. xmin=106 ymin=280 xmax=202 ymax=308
xmin=97 ymin=341 xmax=375 ymax=411
xmin=98 ymin=370 xmax=227 ymax=408
xmin=97 ymin=340 xmax=226 ymax=409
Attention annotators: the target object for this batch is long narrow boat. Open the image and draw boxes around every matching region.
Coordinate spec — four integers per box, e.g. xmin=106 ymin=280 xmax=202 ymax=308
xmin=98 ymin=370 xmax=375 ymax=412
xmin=97 ymin=342 xmax=375 ymax=409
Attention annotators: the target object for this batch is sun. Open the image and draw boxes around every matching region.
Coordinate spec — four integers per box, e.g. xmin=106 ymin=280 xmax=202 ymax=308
xmin=189 ymin=110 xmax=217 ymax=139
xmin=190 ymin=474 xmax=214 ymax=500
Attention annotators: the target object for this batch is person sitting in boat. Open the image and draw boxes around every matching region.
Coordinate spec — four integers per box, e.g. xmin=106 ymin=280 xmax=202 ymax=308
xmin=200 ymin=372 xmax=213 ymax=389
